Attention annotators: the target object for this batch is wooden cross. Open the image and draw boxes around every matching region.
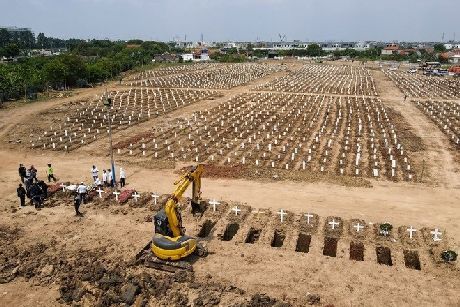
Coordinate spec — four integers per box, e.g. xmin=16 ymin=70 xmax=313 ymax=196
xmin=430 ymin=228 xmax=442 ymax=241
xmin=232 ymin=206 xmax=241 ymax=216
xmin=113 ymin=191 xmax=121 ymax=201
xmin=132 ymin=192 xmax=141 ymax=202
xmin=208 ymin=199 xmax=220 ymax=212
xmin=96 ymin=188 xmax=105 ymax=198
xmin=407 ymin=226 xmax=417 ymax=239
xmin=329 ymin=219 xmax=339 ymax=230
xmin=277 ymin=209 xmax=287 ymax=223
xmin=353 ymin=223 xmax=364 ymax=232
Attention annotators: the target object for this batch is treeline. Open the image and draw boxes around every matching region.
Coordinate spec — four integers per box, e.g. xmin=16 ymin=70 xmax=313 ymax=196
xmin=0 ymin=38 xmax=171 ymax=101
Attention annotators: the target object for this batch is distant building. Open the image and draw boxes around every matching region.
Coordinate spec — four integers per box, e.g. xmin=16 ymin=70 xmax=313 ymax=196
xmin=181 ymin=53 xmax=194 ymax=61
xmin=381 ymin=43 xmax=400 ymax=55
xmin=444 ymin=43 xmax=460 ymax=50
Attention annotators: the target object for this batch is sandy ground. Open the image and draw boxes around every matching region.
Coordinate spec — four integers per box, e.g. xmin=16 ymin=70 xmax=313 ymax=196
xmin=0 ymin=61 xmax=459 ymax=306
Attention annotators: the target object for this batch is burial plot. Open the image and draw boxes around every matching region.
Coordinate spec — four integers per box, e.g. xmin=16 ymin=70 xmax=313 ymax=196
xmin=295 ymin=233 xmax=312 ymax=253
xmin=403 ymin=250 xmax=422 ymax=270
xmin=376 ymin=246 xmax=393 ymax=266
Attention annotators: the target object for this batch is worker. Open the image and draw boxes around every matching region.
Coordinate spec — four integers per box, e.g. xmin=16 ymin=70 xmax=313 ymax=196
xmin=47 ymin=164 xmax=57 ymax=182
xmin=76 ymin=182 xmax=87 ymax=204
xmin=119 ymin=168 xmax=126 ymax=188
xmin=18 ymin=164 xmax=26 ymax=183
xmin=17 ymin=183 xmax=26 ymax=207
xmin=29 ymin=183 xmax=44 ymax=208
xmin=74 ymin=194 xmax=83 ymax=217
xmin=91 ymin=165 xmax=99 ymax=181
xmin=102 ymin=169 xmax=107 ymax=186
xmin=94 ymin=177 xmax=102 ymax=188
xmin=38 ymin=180 xmax=48 ymax=199
xmin=29 ymin=165 xmax=37 ymax=182
xmin=107 ymin=169 xmax=113 ymax=187
xmin=404 ymin=94 xmax=407 ymax=102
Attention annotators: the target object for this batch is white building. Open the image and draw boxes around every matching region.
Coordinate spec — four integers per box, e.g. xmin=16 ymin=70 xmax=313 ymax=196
xmin=181 ymin=53 xmax=194 ymax=61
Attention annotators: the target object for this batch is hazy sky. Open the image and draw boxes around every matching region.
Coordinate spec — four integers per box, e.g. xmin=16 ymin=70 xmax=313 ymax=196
xmin=1 ymin=0 xmax=459 ymax=42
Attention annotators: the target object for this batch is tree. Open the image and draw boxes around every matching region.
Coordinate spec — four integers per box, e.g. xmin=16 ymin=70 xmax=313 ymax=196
xmin=306 ymin=44 xmax=323 ymax=56
xmin=433 ymin=43 xmax=446 ymax=53
xmin=0 ymin=29 xmax=11 ymax=48
xmin=36 ymin=33 xmax=46 ymax=48
xmin=0 ymin=43 xmax=20 ymax=57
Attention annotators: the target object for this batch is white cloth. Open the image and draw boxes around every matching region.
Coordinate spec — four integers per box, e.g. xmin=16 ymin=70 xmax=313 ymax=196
xmin=120 ymin=168 xmax=126 ymax=179
xmin=107 ymin=172 xmax=113 ymax=181
xmin=77 ymin=184 xmax=87 ymax=194
xmin=94 ymin=178 xmax=102 ymax=186
xmin=91 ymin=167 xmax=99 ymax=178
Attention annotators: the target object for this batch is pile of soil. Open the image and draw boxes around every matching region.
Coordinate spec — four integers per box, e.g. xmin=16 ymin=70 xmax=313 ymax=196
xmin=0 ymin=225 xmax=294 ymax=306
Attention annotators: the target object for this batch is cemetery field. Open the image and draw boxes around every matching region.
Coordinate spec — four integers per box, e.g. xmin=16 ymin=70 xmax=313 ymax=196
xmin=0 ymin=61 xmax=459 ymax=306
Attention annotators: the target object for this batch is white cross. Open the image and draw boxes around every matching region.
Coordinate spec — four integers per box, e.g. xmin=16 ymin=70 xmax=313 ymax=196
xmin=113 ymin=191 xmax=120 ymax=201
xmin=252 ymin=209 xmax=266 ymax=215
xmin=430 ymin=228 xmax=442 ymax=241
xmin=132 ymin=192 xmax=141 ymax=202
xmin=353 ymin=223 xmax=364 ymax=232
xmin=232 ymin=206 xmax=241 ymax=216
xmin=209 ymin=199 xmax=220 ymax=212
xmin=60 ymin=183 xmax=67 ymax=192
xmin=407 ymin=226 xmax=417 ymax=239
xmin=304 ymin=213 xmax=314 ymax=224
xmin=277 ymin=209 xmax=287 ymax=223
xmin=151 ymin=193 xmax=159 ymax=206
xmin=329 ymin=219 xmax=340 ymax=230
xmin=96 ymin=188 xmax=105 ymax=198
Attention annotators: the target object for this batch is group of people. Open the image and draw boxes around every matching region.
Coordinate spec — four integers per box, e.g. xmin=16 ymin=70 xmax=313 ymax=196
xmin=90 ymin=165 xmax=127 ymax=188
xmin=17 ymin=163 xmax=56 ymax=209
xmin=71 ymin=165 xmax=128 ymax=217
xmin=15 ymin=162 xmax=128 ymax=216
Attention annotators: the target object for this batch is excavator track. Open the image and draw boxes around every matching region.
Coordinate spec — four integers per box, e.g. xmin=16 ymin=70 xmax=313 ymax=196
xmin=135 ymin=241 xmax=207 ymax=273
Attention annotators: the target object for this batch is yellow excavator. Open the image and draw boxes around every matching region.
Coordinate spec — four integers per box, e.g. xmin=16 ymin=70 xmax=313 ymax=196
xmin=136 ymin=164 xmax=207 ymax=271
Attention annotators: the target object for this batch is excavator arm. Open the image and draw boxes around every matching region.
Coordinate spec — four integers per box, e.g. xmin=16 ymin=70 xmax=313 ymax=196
xmin=151 ymin=164 xmax=205 ymax=261
xmin=164 ymin=164 xmax=203 ymax=237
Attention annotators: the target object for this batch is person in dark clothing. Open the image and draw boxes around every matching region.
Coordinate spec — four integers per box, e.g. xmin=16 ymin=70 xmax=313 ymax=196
xmin=29 ymin=183 xmax=44 ymax=208
xmin=29 ymin=165 xmax=37 ymax=182
xmin=74 ymin=194 xmax=83 ymax=216
xmin=38 ymin=181 xmax=48 ymax=199
xmin=17 ymin=183 xmax=26 ymax=207
xmin=25 ymin=177 xmax=33 ymax=198
xmin=18 ymin=164 xmax=26 ymax=183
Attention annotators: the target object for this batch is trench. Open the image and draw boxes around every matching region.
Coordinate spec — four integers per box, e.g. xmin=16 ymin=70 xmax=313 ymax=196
xmin=376 ymin=246 xmax=393 ymax=266
xmin=221 ymin=223 xmax=239 ymax=241
xmin=295 ymin=233 xmax=311 ymax=253
xmin=349 ymin=241 xmax=365 ymax=261
xmin=271 ymin=230 xmax=286 ymax=248
xmin=197 ymin=220 xmax=216 ymax=238
xmin=403 ymin=250 xmax=421 ymax=270
xmin=245 ymin=228 xmax=261 ymax=244
xmin=323 ymin=237 xmax=338 ymax=257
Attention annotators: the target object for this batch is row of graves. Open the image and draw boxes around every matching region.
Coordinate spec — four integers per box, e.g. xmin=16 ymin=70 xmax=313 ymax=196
xmin=113 ymin=92 xmax=415 ymax=181
xmin=29 ymin=88 xmax=219 ymax=151
xmin=48 ymin=183 xmax=459 ymax=270
xmin=124 ymin=63 xmax=286 ymax=90
xmin=123 ymin=62 xmax=221 ymax=81
xmin=253 ymin=64 xmax=378 ymax=96
xmin=384 ymin=70 xmax=460 ymax=99
xmin=413 ymin=100 xmax=460 ymax=147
